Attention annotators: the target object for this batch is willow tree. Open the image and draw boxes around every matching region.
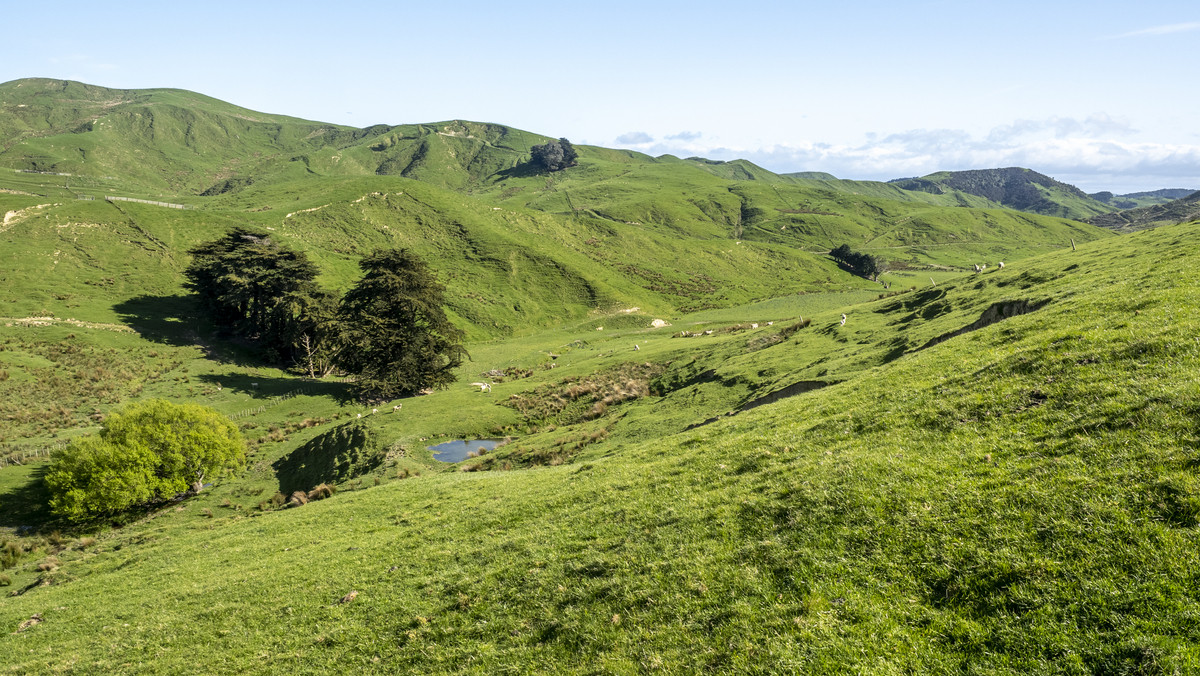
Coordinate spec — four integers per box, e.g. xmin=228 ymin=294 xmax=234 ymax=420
xmin=335 ymin=249 xmax=466 ymax=400
xmin=45 ymin=400 xmax=245 ymax=521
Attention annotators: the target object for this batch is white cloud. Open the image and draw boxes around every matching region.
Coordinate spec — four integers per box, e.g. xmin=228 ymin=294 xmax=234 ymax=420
xmin=986 ymin=115 xmax=1136 ymax=143
xmin=639 ymin=118 xmax=1200 ymax=193
xmin=615 ymin=131 xmax=654 ymax=145
xmin=665 ymin=131 xmax=702 ymax=141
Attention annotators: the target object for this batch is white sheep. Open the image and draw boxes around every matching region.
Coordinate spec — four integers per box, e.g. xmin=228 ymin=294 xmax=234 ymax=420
xmin=973 ymin=263 xmax=982 ymax=274
xmin=998 ymin=261 xmax=1004 ymax=269
xmin=393 ymin=404 xmax=402 ymax=412
xmin=372 ymin=408 xmax=378 ymax=415
xmin=840 ymin=313 xmax=847 ymax=326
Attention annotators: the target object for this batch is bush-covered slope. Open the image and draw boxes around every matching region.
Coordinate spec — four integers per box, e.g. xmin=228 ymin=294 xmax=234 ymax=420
xmin=891 ymin=167 xmax=1117 ymax=220
xmin=1087 ymin=190 xmax=1200 ymax=232
xmin=2 ymin=215 xmax=1199 ymax=673
xmin=1090 ymin=188 xmax=1197 ymax=210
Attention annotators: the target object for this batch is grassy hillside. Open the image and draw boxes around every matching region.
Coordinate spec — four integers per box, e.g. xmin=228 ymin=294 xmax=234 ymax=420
xmin=890 ymin=168 xmax=1117 ymax=220
xmin=3 ymin=77 xmax=1190 ymax=673
xmin=1 ymin=213 xmax=1199 ymax=672
xmin=1090 ymin=188 xmax=1197 ymax=210
xmin=1087 ymin=190 xmax=1200 ymax=232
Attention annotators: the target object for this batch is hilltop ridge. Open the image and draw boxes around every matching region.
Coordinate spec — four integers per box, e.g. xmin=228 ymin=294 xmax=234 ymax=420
xmin=888 ymin=167 xmax=1116 ymax=220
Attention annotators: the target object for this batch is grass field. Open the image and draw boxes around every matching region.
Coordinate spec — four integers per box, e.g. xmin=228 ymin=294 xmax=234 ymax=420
xmin=1 ymin=218 xmax=1198 ymax=672
xmin=1 ymin=78 xmax=1196 ymax=673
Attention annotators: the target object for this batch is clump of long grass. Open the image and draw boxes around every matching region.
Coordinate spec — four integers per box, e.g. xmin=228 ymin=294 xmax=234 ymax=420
xmin=306 ymin=483 xmax=334 ymax=501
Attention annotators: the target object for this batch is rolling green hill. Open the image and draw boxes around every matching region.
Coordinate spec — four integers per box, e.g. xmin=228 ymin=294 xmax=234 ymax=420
xmin=1090 ymin=188 xmax=1197 ymax=210
xmin=889 ymin=167 xmax=1118 ymax=220
xmin=1 ymin=213 xmax=1198 ymax=672
xmin=1087 ymin=190 xmax=1200 ymax=232
xmin=2 ymin=78 xmax=1193 ymax=673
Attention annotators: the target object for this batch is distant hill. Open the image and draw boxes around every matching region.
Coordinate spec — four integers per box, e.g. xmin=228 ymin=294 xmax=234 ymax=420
xmin=1089 ymin=188 xmax=1197 ymax=210
xmin=781 ymin=171 xmax=839 ymax=180
xmin=0 ymin=78 xmax=1110 ymax=339
xmin=1087 ymin=190 xmax=1200 ymax=231
xmin=889 ymin=167 xmax=1116 ymax=220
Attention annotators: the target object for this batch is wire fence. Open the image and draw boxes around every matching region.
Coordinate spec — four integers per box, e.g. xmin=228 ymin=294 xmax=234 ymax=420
xmin=0 ymin=439 xmax=70 ymax=468
xmin=227 ymin=384 xmax=324 ymax=421
xmin=0 ymin=383 xmax=347 ymax=465
xmin=106 ymin=196 xmax=190 ymax=209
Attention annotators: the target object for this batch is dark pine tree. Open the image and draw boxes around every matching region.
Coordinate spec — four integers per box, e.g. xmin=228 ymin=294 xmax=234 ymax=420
xmin=335 ymin=249 xmax=467 ymax=400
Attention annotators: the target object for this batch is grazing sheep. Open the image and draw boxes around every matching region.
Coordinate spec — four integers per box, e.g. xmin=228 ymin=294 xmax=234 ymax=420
xmin=372 ymin=408 xmax=378 ymax=415
xmin=393 ymin=404 xmax=402 ymax=412
xmin=998 ymin=261 xmax=1004 ymax=269
xmin=840 ymin=313 xmax=847 ymax=326
xmin=357 ymin=413 xmax=362 ymax=418
xmin=973 ymin=263 xmax=982 ymax=273
xmin=634 ymin=344 xmax=640 ymax=351
xmin=469 ymin=382 xmax=492 ymax=393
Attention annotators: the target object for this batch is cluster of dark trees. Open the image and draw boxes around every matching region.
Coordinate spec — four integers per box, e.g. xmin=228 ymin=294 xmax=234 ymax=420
xmin=184 ymin=229 xmax=465 ymax=400
xmin=829 ymin=244 xmax=883 ymax=281
xmin=529 ymin=138 xmax=578 ymax=172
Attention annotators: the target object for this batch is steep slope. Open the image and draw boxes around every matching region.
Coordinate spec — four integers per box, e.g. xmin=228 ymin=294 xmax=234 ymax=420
xmin=1087 ymin=190 xmax=1200 ymax=232
xmin=890 ymin=167 xmax=1117 ymax=220
xmin=1 ymin=79 xmax=1113 ymax=292
xmin=0 ymin=78 xmax=358 ymax=193
xmin=2 ymin=217 xmax=1199 ymax=673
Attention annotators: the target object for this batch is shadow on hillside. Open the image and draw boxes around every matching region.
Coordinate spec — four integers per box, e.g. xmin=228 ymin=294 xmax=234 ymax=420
xmin=194 ymin=373 xmax=357 ymax=405
xmin=113 ymin=294 xmax=205 ymax=348
xmin=114 ymin=294 xmax=263 ymax=366
xmin=0 ymin=464 xmax=56 ymax=532
xmin=493 ymin=162 xmax=548 ymax=181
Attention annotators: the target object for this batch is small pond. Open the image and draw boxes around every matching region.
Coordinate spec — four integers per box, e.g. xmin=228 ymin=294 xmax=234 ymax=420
xmin=428 ymin=439 xmax=504 ymax=463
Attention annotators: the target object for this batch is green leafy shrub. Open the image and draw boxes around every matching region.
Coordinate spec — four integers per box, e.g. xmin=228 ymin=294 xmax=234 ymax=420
xmin=44 ymin=400 xmax=245 ymax=521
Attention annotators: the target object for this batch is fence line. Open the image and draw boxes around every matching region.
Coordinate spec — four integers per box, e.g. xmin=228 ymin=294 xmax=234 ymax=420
xmin=0 ymin=439 xmax=69 ymax=469
xmin=227 ymin=384 xmax=321 ymax=421
xmin=15 ymin=169 xmax=73 ymax=176
xmin=0 ymin=383 xmax=337 ymax=465
xmin=105 ymin=195 xmax=190 ymax=209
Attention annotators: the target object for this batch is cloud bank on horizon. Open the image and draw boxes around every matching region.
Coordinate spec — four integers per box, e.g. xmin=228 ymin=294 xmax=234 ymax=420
xmin=611 ymin=115 xmax=1200 ymax=194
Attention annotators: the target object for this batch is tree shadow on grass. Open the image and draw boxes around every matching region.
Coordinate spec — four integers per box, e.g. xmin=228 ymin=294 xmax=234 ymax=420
xmin=493 ymin=162 xmax=547 ymax=181
xmin=0 ymin=463 xmax=59 ymax=533
xmin=194 ymin=373 xmax=358 ymax=406
xmin=113 ymin=294 xmax=261 ymax=366
xmin=112 ymin=294 xmax=203 ymax=347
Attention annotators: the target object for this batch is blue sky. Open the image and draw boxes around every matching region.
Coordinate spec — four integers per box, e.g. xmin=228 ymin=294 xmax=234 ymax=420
xmin=3 ymin=0 xmax=1198 ymax=193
